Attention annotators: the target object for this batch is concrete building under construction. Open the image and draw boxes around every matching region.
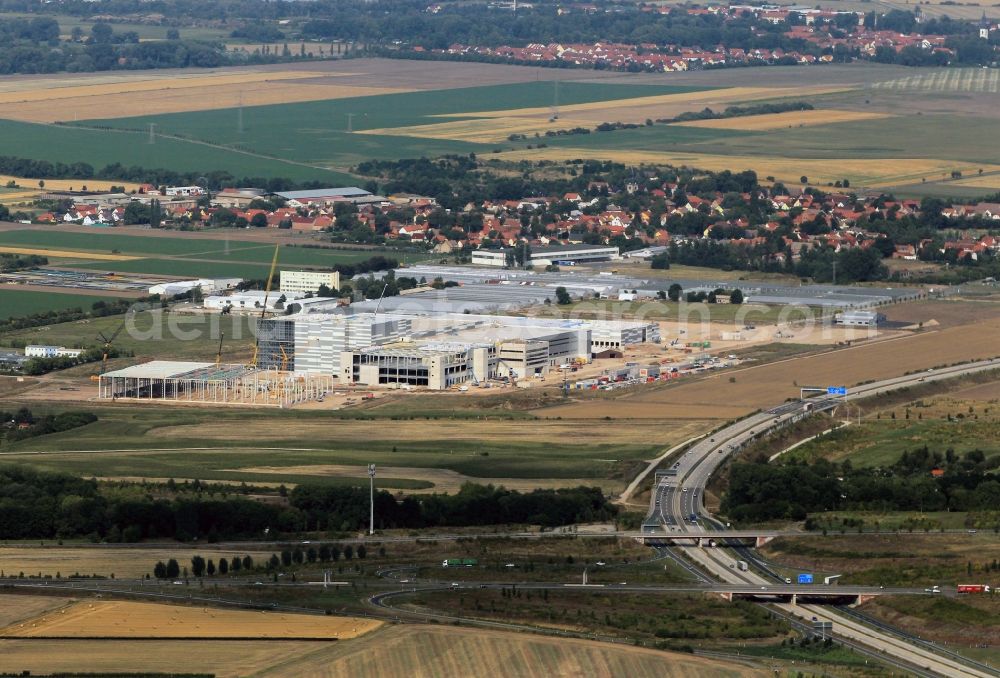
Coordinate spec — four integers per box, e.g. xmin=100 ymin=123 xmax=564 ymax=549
xmin=259 ymin=310 xmax=657 ymax=390
xmin=97 ymin=360 xmax=334 ymax=407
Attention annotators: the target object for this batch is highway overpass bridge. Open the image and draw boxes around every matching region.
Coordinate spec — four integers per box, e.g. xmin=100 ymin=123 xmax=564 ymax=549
xmin=632 ymin=529 xmax=788 ymax=547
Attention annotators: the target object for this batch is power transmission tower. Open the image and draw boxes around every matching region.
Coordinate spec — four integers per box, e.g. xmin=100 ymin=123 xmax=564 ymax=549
xmin=147 ymin=123 xmax=156 ymax=144
xmin=346 ymin=113 xmax=356 ymax=132
xmin=237 ymin=92 xmax=244 ymax=134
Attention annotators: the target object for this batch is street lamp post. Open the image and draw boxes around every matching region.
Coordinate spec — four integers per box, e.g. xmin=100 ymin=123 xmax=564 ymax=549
xmin=368 ymin=464 xmax=376 ymax=536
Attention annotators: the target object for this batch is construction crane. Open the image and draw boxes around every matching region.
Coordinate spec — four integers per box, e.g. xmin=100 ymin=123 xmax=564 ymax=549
xmin=250 ymin=244 xmax=280 ymax=369
xmin=215 ymin=331 xmax=225 ymax=368
xmin=90 ymin=318 xmax=128 ymax=381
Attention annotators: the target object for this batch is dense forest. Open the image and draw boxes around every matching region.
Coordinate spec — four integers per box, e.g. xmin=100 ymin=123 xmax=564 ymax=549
xmin=0 ymin=465 xmax=617 ymax=540
xmin=722 ymin=446 xmax=1000 ymax=523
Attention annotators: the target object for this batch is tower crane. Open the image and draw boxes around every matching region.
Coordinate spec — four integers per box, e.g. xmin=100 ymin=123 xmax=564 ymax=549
xmin=250 ymin=244 xmax=280 ymax=369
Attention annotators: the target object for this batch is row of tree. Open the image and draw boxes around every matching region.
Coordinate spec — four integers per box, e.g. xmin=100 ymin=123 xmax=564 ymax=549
xmin=722 ymin=447 xmax=1000 ymax=523
xmin=155 ymin=542 xmax=373 ymax=578
xmin=0 ymin=465 xmax=616 ymax=541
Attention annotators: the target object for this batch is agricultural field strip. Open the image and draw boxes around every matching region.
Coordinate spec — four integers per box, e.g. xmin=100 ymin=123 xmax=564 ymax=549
xmin=497 ymin=147 xmax=1000 ymax=188
xmin=361 ymin=86 xmax=857 ymax=141
xmin=428 ymin=86 xmax=854 ymax=119
xmin=1 ymin=600 xmax=381 ymax=639
xmin=0 ymin=246 xmax=139 ymax=261
xmin=674 ymin=109 xmax=891 ymax=131
xmin=6 ymin=83 xmax=414 ymax=124
xmin=0 ymin=71 xmax=327 ymax=103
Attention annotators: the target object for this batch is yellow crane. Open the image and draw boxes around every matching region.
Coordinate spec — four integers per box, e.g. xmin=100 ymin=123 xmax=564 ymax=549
xmin=250 ymin=244 xmax=280 ymax=369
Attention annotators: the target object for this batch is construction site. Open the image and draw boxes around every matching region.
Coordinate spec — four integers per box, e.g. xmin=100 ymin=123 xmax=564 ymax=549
xmin=96 ymin=361 xmax=335 ymax=407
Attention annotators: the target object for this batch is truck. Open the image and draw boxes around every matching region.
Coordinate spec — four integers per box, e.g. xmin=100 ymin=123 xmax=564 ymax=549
xmin=737 ymin=560 xmax=749 ymax=572
xmin=957 ymin=584 xmax=991 ymax=593
xmin=442 ymin=558 xmax=478 ymax=568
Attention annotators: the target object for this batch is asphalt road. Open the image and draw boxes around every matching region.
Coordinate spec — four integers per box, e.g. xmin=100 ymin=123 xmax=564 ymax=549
xmin=647 ymin=357 xmax=1000 ymax=677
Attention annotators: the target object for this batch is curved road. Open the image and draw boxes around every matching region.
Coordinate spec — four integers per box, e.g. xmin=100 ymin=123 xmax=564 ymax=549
xmin=647 ymin=357 xmax=1000 ymax=677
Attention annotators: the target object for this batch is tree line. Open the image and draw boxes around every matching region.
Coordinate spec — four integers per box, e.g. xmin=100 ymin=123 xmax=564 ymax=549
xmin=0 ymin=465 xmax=616 ymax=541
xmin=722 ymin=446 xmax=1000 ymax=523
xmin=0 ymin=154 xmax=335 ymax=194
xmin=153 ymin=542 xmax=374 ymax=579
xmin=0 ymin=253 xmax=47 ymax=272
xmin=1 ymin=407 xmax=97 ymax=443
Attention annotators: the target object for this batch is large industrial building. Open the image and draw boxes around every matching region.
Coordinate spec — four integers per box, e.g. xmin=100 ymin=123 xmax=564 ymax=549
xmin=279 ymin=270 xmax=341 ymax=295
xmin=257 ymin=309 xmax=657 ymax=389
xmin=256 ymin=313 xmax=411 ymax=373
xmin=471 ymin=244 xmax=620 ymax=268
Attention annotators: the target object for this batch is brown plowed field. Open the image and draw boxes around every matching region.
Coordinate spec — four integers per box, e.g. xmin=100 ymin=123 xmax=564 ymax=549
xmin=542 ymin=319 xmax=1000 ymax=419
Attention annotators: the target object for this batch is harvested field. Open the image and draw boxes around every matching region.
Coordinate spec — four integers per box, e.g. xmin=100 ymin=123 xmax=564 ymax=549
xmin=498 ymin=147 xmax=1000 ymax=189
xmin=674 ymin=109 xmax=890 ymax=131
xmin=2 ymin=600 xmax=380 ymax=639
xmin=880 ymin=299 xmax=1000 ymax=328
xmin=368 ymin=86 xmax=855 ymax=144
xmin=0 ymin=595 xmax=72 ymax=628
xmin=0 ymin=246 xmax=138 ymax=261
xmin=443 ymin=86 xmax=851 ymax=121
xmin=0 ymin=639 xmax=333 ymax=678
xmin=947 ymin=380 xmax=1000 ymax=401
xmin=0 ymin=70 xmax=410 ymax=123
xmin=872 ymin=68 xmax=1000 ymax=94
xmin=145 ymin=417 xmax=685 ymax=447
xmin=227 ymin=464 xmax=618 ymax=494
xmin=254 ymin=624 xmax=766 ymax=678
xmin=0 ymin=174 xmax=142 ymax=193
xmin=361 ymin=115 xmax=597 ymax=143
xmin=542 ymin=318 xmax=1000 ymax=419
xmin=948 ymin=174 xmax=1000 ymax=189
xmin=0 ymin=546 xmax=276 ymax=578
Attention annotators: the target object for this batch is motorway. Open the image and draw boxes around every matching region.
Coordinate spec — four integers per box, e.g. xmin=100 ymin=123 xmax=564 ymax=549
xmin=644 ymin=356 xmax=1000 ymax=677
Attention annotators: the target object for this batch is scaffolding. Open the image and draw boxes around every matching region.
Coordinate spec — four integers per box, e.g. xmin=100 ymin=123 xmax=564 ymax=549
xmin=97 ymin=361 xmax=333 ymax=408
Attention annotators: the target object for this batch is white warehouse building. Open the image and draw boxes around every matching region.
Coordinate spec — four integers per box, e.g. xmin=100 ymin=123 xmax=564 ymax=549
xmin=25 ymin=345 xmax=83 ymax=359
xmin=472 ymin=244 xmax=620 ymax=268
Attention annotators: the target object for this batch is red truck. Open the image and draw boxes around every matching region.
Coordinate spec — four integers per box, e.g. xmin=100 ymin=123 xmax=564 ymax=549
xmin=957 ymin=584 xmax=991 ymax=593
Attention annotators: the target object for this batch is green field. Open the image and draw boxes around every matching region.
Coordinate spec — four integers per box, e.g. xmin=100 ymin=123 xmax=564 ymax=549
xmin=78 ymin=82 xmax=709 ymax=170
xmin=0 ymin=406 xmax=655 ymax=488
xmin=0 ymin=311 xmax=256 ymax=362
xmin=0 ymin=12 xmax=232 ymax=41
xmin=0 ymin=229 xmax=420 ymax=280
xmin=0 ymin=289 xmax=122 ymax=320
xmin=682 ymin=114 xmax=1000 ymax=166
xmin=0 ymin=119 xmax=351 ymax=182
xmin=541 ymin=123 xmax=744 ymax=152
xmin=783 ymin=417 xmax=1000 ymax=468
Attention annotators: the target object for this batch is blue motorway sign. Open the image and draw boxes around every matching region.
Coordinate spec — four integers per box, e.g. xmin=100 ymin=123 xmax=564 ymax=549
xmin=798 ymin=573 xmax=814 ymax=584
xmin=827 ymin=386 xmax=847 ymax=396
